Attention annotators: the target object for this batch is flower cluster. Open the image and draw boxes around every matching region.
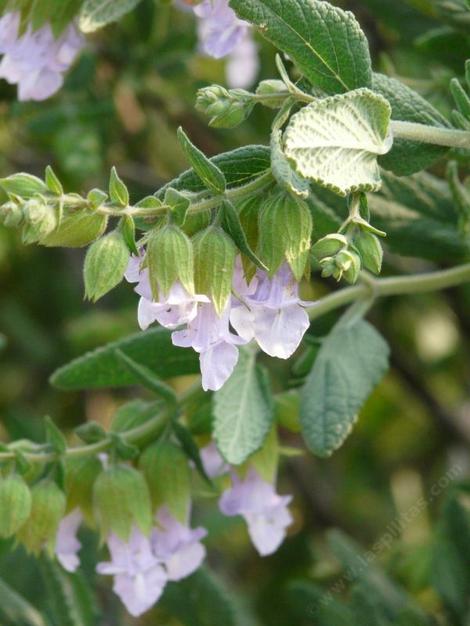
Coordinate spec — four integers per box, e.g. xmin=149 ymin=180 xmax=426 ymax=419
xmin=126 ymin=254 xmax=311 ymax=391
xmin=0 ymin=13 xmax=84 ymax=101
xmin=177 ymin=0 xmax=259 ymax=88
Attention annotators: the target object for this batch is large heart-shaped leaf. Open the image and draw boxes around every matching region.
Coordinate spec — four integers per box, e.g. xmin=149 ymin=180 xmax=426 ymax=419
xmin=283 ymin=89 xmax=392 ymax=196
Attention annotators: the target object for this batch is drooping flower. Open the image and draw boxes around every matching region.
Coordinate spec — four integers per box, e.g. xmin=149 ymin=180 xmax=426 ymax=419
xmin=55 ymin=509 xmax=82 ymax=573
xmin=230 ymin=263 xmax=311 ymax=359
xmin=151 ymin=507 xmax=207 ymax=581
xmin=219 ymin=468 xmax=293 ymax=556
xmin=125 ymin=252 xmax=209 ymax=331
xmin=0 ymin=13 xmax=84 ymax=101
xmin=172 ymin=301 xmax=247 ymax=391
xmin=97 ymin=529 xmax=168 ymax=617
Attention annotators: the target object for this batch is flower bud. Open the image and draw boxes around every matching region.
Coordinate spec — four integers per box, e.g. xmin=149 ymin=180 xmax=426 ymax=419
xmin=0 ymin=474 xmax=32 ymax=539
xmin=354 ymin=231 xmax=383 ymax=275
xmin=41 ymin=209 xmax=108 ymax=248
xmin=193 ymin=225 xmax=236 ymax=314
xmin=258 ymin=191 xmax=313 ymax=280
xmin=93 ymin=464 xmax=153 ymax=540
xmin=255 ymin=80 xmax=289 ymax=109
xmin=147 ymin=224 xmax=194 ymax=298
xmin=311 ymin=233 xmax=348 ymax=261
xmin=21 ymin=197 xmax=58 ymax=244
xmin=16 ymin=479 xmax=66 ymax=555
xmin=0 ymin=200 xmax=24 ymax=228
xmin=139 ymin=441 xmax=191 ymax=523
xmin=84 ymin=230 xmax=130 ymax=302
xmin=335 ymin=249 xmax=361 ymax=284
xmin=65 ymin=457 xmax=102 ymax=526
xmin=196 ymin=85 xmax=254 ymax=128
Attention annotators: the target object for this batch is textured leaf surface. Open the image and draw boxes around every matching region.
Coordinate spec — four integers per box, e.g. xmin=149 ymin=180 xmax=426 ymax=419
xmin=214 ymin=348 xmax=274 ymax=465
xmin=79 ymin=0 xmax=142 ymax=32
xmin=373 ymin=73 xmax=451 ymax=175
xmin=283 ymin=89 xmax=392 ymax=196
xmin=50 ymin=327 xmax=200 ymax=390
xmin=300 ymin=319 xmax=389 ymax=457
xmin=230 ymin=0 xmax=372 ymax=94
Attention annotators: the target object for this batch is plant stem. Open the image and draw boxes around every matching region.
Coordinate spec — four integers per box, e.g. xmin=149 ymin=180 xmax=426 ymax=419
xmin=391 ymin=121 xmax=470 ymax=149
xmin=0 ymin=379 xmax=202 ymax=465
xmin=308 ymin=262 xmax=470 ymax=322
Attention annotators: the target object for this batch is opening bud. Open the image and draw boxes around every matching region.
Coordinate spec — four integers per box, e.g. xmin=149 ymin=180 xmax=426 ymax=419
xmin=0 ymin=200 xmax=24 ymax=228
xmin=21 ymin=197 xmax=58 ymax=244
xmin=16 ymin=479 xmax=66 ymax=555
xmin=311 ymin=233 xmax=348 ymax=261
xmin=93 ymin=464 xmax=153 ymax=540
xmin=0 ymin=474 xmax=32 ymax=539
xmin=196 ymin=85 xmax=254 ymax=129
xmin=147 ymin=224 xmax=195 ymax=298
xmin=84 ymin=230 xmax=130 ymax=302
xmin=334 ymin=249 xmax=362 ymax=284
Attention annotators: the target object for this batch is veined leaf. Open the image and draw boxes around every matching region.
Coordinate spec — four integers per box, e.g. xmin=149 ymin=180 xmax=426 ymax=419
xmin=177 ymin=127 xmax=226 ymax=195
xmin=79 ymin=0 xmax=142 ymax=32
xmin=300 ymin=317 xmax=390 ymax=457
xmin=50 ymin=327 xmax=200 ymax=390
xmin=230 ymin=0 xmax=372 ymax=94
xmin=283 ymin=89 xmax=392 ymax=196
xmin=214 ymin=347 xmax=274 ymax=465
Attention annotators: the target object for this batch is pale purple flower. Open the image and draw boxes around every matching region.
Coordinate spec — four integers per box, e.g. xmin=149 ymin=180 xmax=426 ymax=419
xmin=97 ymin=529 xmax=167 ymax=617
xmin=55 ymin=509 xmax=82 ymax=573
xmin=0 ymin=13 xmax=84 ymax=101
xmin=226 ymin=31 xmax=259 ymax=89
xmin=219 ymin=468 xmax=293 ymax=556
xmin=200 ymin=442 xmax=229 ymax=478
xmin=151 ymin=507 xmax=207 ymax=581
xmin=125 ymin=252 xmax=209 ymax=331
xmin=172 ymin=301 xmax=246 ymax=391
xmin=230 ymin=263 xmax=311 ymax=359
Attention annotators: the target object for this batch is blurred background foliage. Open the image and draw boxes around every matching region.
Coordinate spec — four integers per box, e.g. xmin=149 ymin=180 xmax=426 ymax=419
xmin=0 ymin=0 xmax=469 ymax=624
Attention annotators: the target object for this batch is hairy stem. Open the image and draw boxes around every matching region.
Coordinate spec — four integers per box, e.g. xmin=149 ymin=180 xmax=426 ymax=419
xmin=391 ymin=121 xmax=470 ymax=149
xmin=308 ymin=262 xmax=470 ymax=322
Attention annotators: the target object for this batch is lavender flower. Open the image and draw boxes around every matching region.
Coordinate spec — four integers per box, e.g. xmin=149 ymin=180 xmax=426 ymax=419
xmin=231 ymin=263 xmax=312 ymax=359
xmin=219 ymin=468 xmax=293 ymax=556
xmin=55 ymin=509 xmax=82 ymax=573
xmin=0 ymin=13 xmax=84 ymax=101
xmin=97 ymin=509 xmax=207 ymax=617
xmin=200 ymin=442 xmax=229 ymax=478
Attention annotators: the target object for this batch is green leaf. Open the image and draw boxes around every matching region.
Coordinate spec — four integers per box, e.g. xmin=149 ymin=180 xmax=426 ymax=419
xmin=42 ymin=210 xmax=107 ymax=248
xmin=0 ymin=173 xmax=47 ymax=199
xmin=283 ymin=89 xmax=392 ymax=196
xmin=115 ymin=349 xmax=177 ymax=404
xmin=372 ymin=73 xmax=451 ymax=176
xmin=221 ymin=199 xmax=268 ymax=271
xmin=173 ymin=421 xmax=212 ymax=485
xmin=157 ymin=145 xmax=271 ymax=197
xmin=177 ymin=127 xmax=227 ymax=195
xmin=271 ymin=128 xmax=310 ymax=200
xmin=83 ymin=230 xmax=130 ymax=302
xmin=44 ymin=415 xmax=67 ymax=455
xmin=119 ymin=215 xmax=138 ymax=255
xmin=111 ymin=399 xmax=162 ymax=434
xmin=0 ymin=577 xmax=47 ymax=626
xmin=230 ymin=0 xmax=371 ymax=94
xmin=50 ymin=327 xmax=200 ymax=390
xmin=79 ymin=0 xmax=142 ymax=32
xmin=300 ymin=317 xmax=389 ymax=457
xmin=108 ymin=166 xmax=129 ymax=207
xmin=45 ymin=165 xmax=63 ymax=196
xmin=214 ymin=347 xmax=274 ymax=465
xmin=165 ymin=187 xmax=191 ymax=227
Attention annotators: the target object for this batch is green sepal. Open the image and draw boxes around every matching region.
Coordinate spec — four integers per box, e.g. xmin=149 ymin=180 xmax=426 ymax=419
xmin=45 ymin=166 xmax=63 ymax=196
xmin=177 ymin=127 xmax=226 ymax=195
xmin=0 ymin=173 xmax=48 ymax=199
xmin=164 ymin=187 xmax=190 ymax=227
xmin=139 ymin=441 xmax=191 ymax=523
xmin=44 ymin=416 xmax=67 ymax=456
xmin=84 ymin=230 xmax=130 ymax=302
xmin=16 ymin=479 xmax=66 ymax=556
xmin=193 ymin=225 xmax=237 ymax=314
xmin=87 ymin=188 xmax=108 ymax=209
xmin=42 ymin=210 xmax=108 ymax=248
xmin=64 ymin=456 xmax=102 ymax=525
xmin=354 ymin=231 xmax=383 ymax=275
xmin=109 ymin=167 xmax=129 ymax=207
xmin=119 ymin=215 xmax=138 ymax=255
xmin=93 ymin=464 xmax=153 ymax=540
xmin=311 ymin=234 xmax=348 ymax=261
xmin=0 ymin=474 xmax=32 ymax=539
xmin=146 ymin=224 xmax=195 ymax=297
xmin=258 ymin=191 xmax=313 ymax=279
xmin=221 ymin=199 xmax=268 ymax=271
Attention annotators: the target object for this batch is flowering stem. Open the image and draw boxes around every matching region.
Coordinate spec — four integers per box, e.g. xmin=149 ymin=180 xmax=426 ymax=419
xmin=390 ymin=121 xmax=470 ymax=149
xmin=0 ymin=379 xmax=202 ymax=465
xmin=308 ymin=262 xmax=470 ymax=322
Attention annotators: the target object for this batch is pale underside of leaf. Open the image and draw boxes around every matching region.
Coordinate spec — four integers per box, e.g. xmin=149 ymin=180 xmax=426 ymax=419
xmin=79 ymin=0 xmax=142 ymax=32
xmin=283 ymin=89 xmax=392 ymax=196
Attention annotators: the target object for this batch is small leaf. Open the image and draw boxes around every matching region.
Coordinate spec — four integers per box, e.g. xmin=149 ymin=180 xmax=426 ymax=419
xmin=300 ymin=317 xmax=390 ymax=457
xmin=221 ymin=199 xmax=268 ymax=271
xmin=115 ymin=349 xmax=177 ymax=404
xmin=74 ymin=421 xmax=107 ymax=444
xmin=79 ymin=0 xmax=142 ymax=32
xmin=165 ymin=187 xmax=191 ymax=227
xmin=177 ymin=127 xmax=227 ymax=195
xmin=283 ymin=89 xmax=392 ymax=196
xmin=44 ymin=416 xmax=67 ymax=455
xmin=119 ymin=215 xmax=138 ymax=255
xmin=45 ymin=166 xmax=63 ymax=196
xmin=87 ymin=188 xmax=108 ymax=209
xmin=0 ymin=173 xmax=48 ymax=199
xmin=108 ymin=167 xmax=129 ymax=207
xmin=214 ymin=346 xmax=274 ymax=465
xmin=42 ymin=210 xmax=107 ymax=248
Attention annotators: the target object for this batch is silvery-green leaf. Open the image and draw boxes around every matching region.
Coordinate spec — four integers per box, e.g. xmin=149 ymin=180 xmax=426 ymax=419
xmin=79 ymin=0 xmax=142 ymax=32
xmin=271 ymin=129 xmax=310 ymax=199
xmin=283 ymin=89 xmax=392 ymax=197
